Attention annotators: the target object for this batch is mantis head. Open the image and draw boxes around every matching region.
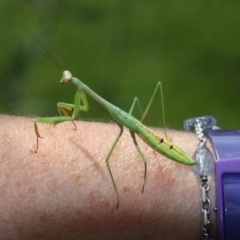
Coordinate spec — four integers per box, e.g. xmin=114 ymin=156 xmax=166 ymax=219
xmin=61 ymin=70 xmax=72 ymax=84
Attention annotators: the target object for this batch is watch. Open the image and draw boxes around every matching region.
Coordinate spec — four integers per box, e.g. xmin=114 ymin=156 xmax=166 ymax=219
xmin=206 ymin=129 xmax=240 ymax=240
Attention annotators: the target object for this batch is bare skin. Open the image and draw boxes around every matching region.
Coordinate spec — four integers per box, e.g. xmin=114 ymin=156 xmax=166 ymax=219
xmin=0 ymin=115 xmax=217 ymax=239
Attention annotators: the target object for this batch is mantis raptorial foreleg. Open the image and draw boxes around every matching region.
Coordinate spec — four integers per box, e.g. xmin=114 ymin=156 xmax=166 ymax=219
xmin=57 ymin=91 xmax=89 ymax=130
xmin=32 ymin=90 xmax=89 ymax=152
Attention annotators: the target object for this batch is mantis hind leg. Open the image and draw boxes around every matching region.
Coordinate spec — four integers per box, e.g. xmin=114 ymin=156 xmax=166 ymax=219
xmin=129 ymin=82 xmax=167 ymax=139
xmin=130 ymin=131 xmax=147 ymax=193
xmin=128 ymin=97 xmax=143 ymax=117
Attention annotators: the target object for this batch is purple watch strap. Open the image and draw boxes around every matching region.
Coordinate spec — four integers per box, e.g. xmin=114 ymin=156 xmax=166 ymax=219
xmin=206 ymin=130 xmax=240 ymax=240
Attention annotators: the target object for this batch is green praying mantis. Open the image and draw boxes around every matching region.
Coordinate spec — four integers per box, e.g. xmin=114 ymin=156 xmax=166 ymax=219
xmin=30 ymin=32 xmax=195 ymax=209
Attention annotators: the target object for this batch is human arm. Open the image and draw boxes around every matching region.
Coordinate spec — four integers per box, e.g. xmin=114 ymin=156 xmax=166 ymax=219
xmin=0 ymin=115 xmax=217 ymax=239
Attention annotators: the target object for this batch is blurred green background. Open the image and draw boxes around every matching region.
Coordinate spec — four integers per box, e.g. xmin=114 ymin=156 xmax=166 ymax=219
xmin=0 ymin=0 xmax=240 ymax=129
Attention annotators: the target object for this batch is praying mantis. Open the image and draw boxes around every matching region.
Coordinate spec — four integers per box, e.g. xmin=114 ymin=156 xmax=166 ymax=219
xmin=30 ymin=32 xmax=196 ymax=209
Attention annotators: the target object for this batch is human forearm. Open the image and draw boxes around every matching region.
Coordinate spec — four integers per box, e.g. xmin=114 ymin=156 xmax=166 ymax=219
xmin=0 ymin=115 xmax=217 ymax=239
